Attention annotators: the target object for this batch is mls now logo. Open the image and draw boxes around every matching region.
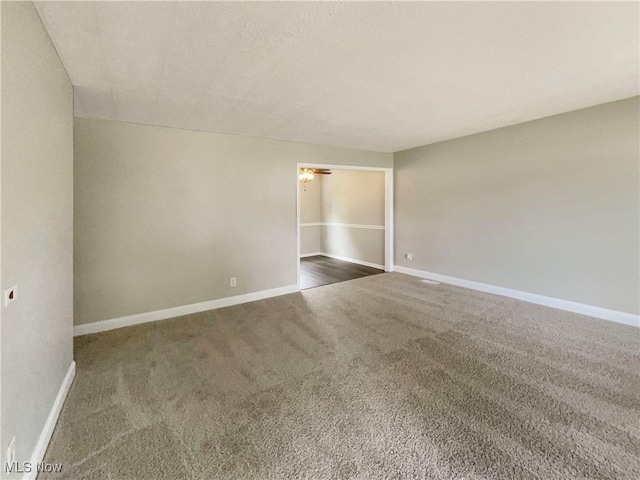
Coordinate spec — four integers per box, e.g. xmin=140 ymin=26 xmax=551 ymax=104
xmin=4 ymin=461 xmax=63 ymax=474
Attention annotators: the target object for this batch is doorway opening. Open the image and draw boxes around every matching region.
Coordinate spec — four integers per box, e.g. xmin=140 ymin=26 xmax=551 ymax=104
xmin=296 ymin=163 xmax=393 ymax=290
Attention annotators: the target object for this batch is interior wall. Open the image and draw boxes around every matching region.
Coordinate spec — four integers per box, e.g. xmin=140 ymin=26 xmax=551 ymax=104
xmin=394 ymin=97 xmax=640 ymax=314
xmin=300 ymin=175 xmax=322 ymax=255
xmin=74 ymin=118 xmax=392 ymax=326
xmin=320 ymin=170 xmax=385 ymax=267
xmin=1 ymin=1 xmax=74 ymax=469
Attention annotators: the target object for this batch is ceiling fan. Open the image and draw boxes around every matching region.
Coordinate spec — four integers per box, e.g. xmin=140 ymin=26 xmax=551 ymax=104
xmin=300 ymin=168 xmax=331 ymax=177
xmin=299 ymin=168 xmax=331 ymax=190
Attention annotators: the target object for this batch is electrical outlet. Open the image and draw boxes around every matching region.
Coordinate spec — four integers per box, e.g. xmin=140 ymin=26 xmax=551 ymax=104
xmin=6 ymin=437 xmax=16 ymax=465
xmin=405 ymin=253 xmax=413 ymax=260
xmin=4 ymin=285 xmax=17 ymax=307
xmin=230 ymin=277 xmax=237 ymax=287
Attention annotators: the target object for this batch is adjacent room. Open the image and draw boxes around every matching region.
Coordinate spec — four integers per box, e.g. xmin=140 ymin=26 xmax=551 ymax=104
xmin=1 ymin=1 xmax=638 ymax=480
xmin=299 ymin=167 xmax=388 ymax=289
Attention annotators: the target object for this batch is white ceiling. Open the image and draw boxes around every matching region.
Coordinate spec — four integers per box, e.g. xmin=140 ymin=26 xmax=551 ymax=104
xmin=35 ymin=1 xmax=639 ymax=152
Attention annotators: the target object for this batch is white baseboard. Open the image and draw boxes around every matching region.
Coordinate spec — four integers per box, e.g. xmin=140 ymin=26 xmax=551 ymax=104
xmin=315 ymin=252 xmax=384 ymax=270
xmin=300 ymin=252 xmax=322 ymax=258
xmin=393 ymin=265 xmax=639 ymax=327
xmin=73 ymin=284 xmax=299 ymax=336
xmin=23 ymin=361 xmax=76 ymax=480
xmin=299 ymin=252 xmax=383 ymax=269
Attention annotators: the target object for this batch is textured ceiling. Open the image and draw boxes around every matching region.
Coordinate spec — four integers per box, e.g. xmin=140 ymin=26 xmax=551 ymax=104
xmin=35 ymin=1 xmax=639 ymax=152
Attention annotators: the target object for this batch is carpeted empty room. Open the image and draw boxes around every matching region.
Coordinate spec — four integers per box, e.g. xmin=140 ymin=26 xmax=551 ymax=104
xmin=41 ymin=274 xmax=639 ymax=479
xmin=2 ymin=2 xmax=640 ymax=480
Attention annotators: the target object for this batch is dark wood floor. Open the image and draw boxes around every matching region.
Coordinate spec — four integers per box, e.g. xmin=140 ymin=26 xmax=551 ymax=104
xmin=300 ymin=255 xmax=384 ymax=289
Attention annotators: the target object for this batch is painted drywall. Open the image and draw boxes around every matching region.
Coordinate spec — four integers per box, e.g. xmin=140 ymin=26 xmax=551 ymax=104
xmin=321 ymin=227 xmax=385 ymax=267
xmin=300 ymin=226 xmax=321 ymax=256
xmin=1 ymin=1 xmax=74 ymax=470
xmin=394 ymin=97 xmax=640 ymax=314
xmin=37 ymin=1 xmax=640 ymax=152
xmin=300 ymin=175 xmax=322 ymax=255
xmin=321 ymin=170 xmax=385 ymax=225
xmin=74 ymin=118 xmax=392 ymax=325
xmin=320 ymin=170 xmax=385 ymax=266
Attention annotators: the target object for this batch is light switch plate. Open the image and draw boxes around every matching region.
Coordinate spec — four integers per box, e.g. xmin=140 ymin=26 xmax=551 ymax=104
xmin=4 ymin=285 xmax=17 ymax=307
xmin=6 ymin=436 xmax=16 ymax=465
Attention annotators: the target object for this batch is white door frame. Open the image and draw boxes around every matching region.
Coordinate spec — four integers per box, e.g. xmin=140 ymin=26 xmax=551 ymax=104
xmin=296 ymin=163 xmax=394 ymax=290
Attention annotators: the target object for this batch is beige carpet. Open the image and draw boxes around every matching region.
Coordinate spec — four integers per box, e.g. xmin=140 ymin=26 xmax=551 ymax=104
xmin=42 ymin=273 xmax=639 ymax=479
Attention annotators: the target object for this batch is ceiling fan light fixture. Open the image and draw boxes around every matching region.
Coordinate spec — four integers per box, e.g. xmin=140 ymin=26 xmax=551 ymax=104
xmin=299 ymin=168 xmax=314 ymax=183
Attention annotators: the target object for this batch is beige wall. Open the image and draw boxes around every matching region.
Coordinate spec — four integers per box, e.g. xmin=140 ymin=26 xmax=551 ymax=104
xmin=394 ymin=97 xmax=640 ymax=314
xmin=1 ymin=1 xmax=74 ymax=470
xmin=321 ymin=226 xmax=385 ymax=267
xmin=300 ymin=175 xmax=322 ymax=255
xmin=321 ymin=170 xmax=385 ymax=226
xmin=74 ymin=118 xmax=392 ymax=325
xmin=320 ymin=170 xmax=385 ymax=266
xmin=301 ymin=226 xmax=322 ymax=255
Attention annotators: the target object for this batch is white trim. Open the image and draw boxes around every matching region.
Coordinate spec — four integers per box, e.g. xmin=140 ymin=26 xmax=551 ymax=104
xmin=296 ymin=162 xmax=394 ymax=289
xmin=384 ymin=169 xmax=394 ymax=272
xmin=296 ymin=164 xmax=301 ymax=289
xmin=74 ymin=284 xmax=299 ymax=336
xmin=300 ymin=222 xmax=385 ymax=230
xmin=393 ymin=266 xmax=639 ymax=327
xmin=317 ymin=252 xmax=384 ymax=270
xmin=300 ymin=252 xmax=322 ymax=258
xmin=23 ymin=361 xmax=76 ymax=480
xmin=298 ymin=163 xmax=390 ymax=172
